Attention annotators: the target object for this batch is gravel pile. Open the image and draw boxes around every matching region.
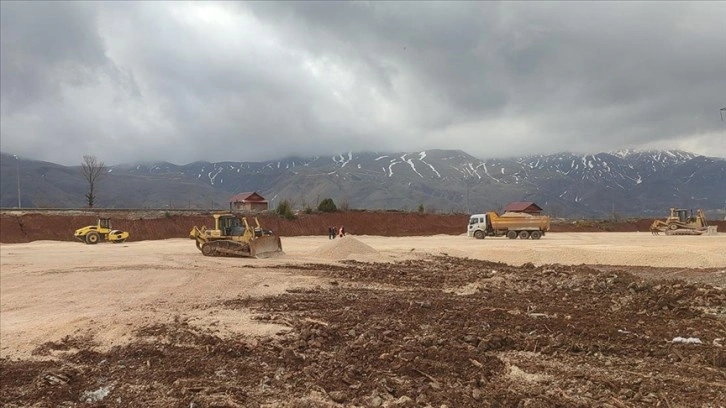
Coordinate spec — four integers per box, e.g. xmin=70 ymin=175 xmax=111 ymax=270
xmin=310 ymin=236 xmax=379 ymax=260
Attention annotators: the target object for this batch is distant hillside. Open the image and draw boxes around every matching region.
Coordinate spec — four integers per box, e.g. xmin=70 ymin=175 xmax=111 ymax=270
xmin=1 ymin=149 xmax=725 ymax=219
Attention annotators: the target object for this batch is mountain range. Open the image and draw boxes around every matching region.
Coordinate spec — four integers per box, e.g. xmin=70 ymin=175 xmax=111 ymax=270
xmin=1 ymin=149 xmax=725 ymax=218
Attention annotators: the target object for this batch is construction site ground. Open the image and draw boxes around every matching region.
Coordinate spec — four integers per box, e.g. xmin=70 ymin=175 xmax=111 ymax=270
xmin=2 ymin=232 xmax=725 ymax=407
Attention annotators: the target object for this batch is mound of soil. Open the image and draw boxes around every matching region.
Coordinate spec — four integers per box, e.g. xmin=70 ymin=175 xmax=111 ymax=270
xmin=310 ymin=235 xmax=380 ymax=260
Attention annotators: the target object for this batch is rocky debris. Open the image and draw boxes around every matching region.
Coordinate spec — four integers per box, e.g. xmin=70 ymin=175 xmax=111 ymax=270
xmin=81 ymin=384 xmax=114 ymax=403
xmin=32 ymin=334 xmax=97 ymax=357
xmin=2 ymin=256 xmax=725 ymax=407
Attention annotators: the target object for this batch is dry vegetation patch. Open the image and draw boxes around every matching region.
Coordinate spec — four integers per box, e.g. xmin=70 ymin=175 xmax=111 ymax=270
xmin=2 ymin=256 xmax=724 ymax=407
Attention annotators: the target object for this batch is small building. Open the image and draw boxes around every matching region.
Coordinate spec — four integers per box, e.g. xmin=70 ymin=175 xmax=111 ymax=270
xmin=229 ymin=192 xmax=268 ymax=212
xmin=503 ymin=201 xmax=543 ymax=215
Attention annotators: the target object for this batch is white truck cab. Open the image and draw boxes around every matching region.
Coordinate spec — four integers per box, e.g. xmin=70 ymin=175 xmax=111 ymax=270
xmin=467 ymin=213 xmax=488 ymax=238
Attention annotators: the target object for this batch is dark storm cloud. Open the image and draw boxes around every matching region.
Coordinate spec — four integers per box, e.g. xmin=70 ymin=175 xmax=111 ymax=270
xmin=1 ymin=1 xmax=142 ymax=158
xmin=0 ymin=1 xmax=106 ymax=110
xmin=1 ymin=1 xmax=724 ymax=165
xmin=245 ymin=1 xmax=726 ymax=153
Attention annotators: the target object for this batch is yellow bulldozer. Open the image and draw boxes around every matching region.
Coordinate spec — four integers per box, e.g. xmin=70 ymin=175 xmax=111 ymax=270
xmin=189 ymin=213 xmax=283 ymax=258
xmin=650 ymin=208 xmax=710 ymax=236
xmin=74 ymin=217 xmax=130 ymax=244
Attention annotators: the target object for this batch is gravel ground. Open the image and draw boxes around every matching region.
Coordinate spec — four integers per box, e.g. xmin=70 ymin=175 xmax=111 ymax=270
xmin=294 ymin=232 xmax=726 ymax=270
xmin=1 ymin=233 xmax=725 ymax=407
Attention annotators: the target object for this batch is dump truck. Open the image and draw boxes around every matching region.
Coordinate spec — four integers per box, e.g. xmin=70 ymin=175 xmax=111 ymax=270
xmin=189 ymin=213 xmax=283 ymax=257
xmin=650 ymin=208 xmax=714 ymax=235
xmin=467 ymin=211 xmax=550 ymax=240
xmin=74 ymin=217 xmax=129 ymax=244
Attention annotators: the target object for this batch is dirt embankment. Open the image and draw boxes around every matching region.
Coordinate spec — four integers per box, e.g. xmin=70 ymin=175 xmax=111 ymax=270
xmin=1 ymin=210 xmax=723 ymax=243
xmin=0 ymin=211 xmax=470 ymax=243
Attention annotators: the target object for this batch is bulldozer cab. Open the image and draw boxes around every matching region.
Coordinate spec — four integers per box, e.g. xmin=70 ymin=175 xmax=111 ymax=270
xmin=673 ymin=209 xmax=689 ymax=223
xmin=215 ymin=214 xmax=245 ymax=236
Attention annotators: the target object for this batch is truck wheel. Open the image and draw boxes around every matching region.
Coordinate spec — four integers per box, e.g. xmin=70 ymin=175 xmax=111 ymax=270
xmin=506 ymin=231 xmax=518 ymax=239
xmin=518 ymin=231 xmax=530 ymax=239
xmin=474 ymin=230 xmax=485 ymax=239
xmin=530 ymin=231 xmax=542 ymax=240
xmin=86 ymin=232 xmax=100 ymax=245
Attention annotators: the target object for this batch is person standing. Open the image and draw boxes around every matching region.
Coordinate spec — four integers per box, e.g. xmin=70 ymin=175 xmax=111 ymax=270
xmin=339 ymin=225 xmax=345 ymax=238
xmin=328 ymin=226 xmax=334 ymax=239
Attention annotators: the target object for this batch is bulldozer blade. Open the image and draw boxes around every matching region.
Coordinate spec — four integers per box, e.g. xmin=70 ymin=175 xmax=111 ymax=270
xmin=249 ymin=236 xmax=283 ymax=258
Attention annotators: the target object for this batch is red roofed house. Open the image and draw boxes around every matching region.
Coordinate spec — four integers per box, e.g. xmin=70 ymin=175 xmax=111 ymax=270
xmin=503 ymin=202 xmax=543 ymax=215
xmin=229 ymin=192 xmax=268 ymax=212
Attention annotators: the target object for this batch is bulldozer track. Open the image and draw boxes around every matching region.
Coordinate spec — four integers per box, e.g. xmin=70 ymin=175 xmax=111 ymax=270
xmin=664 ymin=229 xmax=706 ymax=236
xmin=201 ymin=240 xmax=251 ymax=257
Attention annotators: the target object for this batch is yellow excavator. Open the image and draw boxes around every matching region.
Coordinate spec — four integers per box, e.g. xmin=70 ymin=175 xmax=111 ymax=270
xmin=650 ymin=208 xmax=709 ymax=235
xmin=189 ymin=213 xmax=283 ymax=257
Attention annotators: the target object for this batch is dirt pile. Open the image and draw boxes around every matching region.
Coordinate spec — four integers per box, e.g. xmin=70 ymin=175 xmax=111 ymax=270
xmin=2 ymin=256 xmax=724 ymax=407
xmin=310 ymin=235 xmax=380 ymax=260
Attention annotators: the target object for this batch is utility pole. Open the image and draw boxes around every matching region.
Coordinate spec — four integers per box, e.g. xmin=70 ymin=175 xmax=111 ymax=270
xmin=13 ymin=155 xmax=20 ymax=208
xmin=463 ymin=177 xmax=472 ymax=214
xmin=467 ymin=183 xmax=470 ymax=214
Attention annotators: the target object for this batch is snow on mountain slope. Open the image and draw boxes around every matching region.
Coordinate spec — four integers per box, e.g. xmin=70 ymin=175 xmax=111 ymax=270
xmin=1 ymin=149 xmax=723 ymax=217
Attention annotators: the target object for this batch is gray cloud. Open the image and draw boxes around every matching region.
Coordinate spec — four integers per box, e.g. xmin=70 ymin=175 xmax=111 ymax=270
xmin=1 ymin=2 xmax=104 ymax=109
xmin=1 ymin=1 xmax=725 ymax=165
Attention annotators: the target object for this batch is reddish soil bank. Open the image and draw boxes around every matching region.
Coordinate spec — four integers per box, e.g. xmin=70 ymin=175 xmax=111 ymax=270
xmin=0 ymin=211 xmax=468 ymax=243
xmin=1 ymin=211 xmax=723 ymax=243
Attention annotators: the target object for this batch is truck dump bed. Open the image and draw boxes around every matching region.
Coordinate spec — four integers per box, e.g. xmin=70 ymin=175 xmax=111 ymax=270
xmin=489 ymin=211 xmax=551 ymax=231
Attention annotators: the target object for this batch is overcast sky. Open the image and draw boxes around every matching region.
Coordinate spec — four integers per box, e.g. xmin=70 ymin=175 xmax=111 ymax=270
xmin=1 ymin=1 xmax=725 ymax=165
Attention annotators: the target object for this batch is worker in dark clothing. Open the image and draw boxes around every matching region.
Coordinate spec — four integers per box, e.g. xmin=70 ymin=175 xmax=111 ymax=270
xmin=328 ymin=226 xmax=335 ymax=239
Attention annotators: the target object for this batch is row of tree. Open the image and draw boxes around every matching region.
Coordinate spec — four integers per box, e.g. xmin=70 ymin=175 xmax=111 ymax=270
xmin=80 ymin=155 xmax=346 ymax=215
xmin=274 ymin=197 xmax=338 ymax=219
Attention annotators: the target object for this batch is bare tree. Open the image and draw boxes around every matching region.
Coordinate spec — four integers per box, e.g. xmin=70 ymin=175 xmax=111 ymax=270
xmin=339 ymin=196 xmax=350 ymax=211
xmin=81 ymin=155 xmax=105 ymax=208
